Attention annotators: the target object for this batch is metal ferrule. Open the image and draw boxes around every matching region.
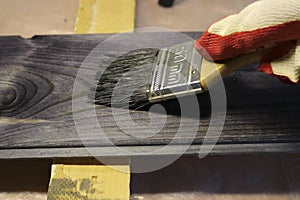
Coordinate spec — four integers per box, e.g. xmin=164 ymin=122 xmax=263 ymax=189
xmin=147 ymin=41 xmax=204 ymax=102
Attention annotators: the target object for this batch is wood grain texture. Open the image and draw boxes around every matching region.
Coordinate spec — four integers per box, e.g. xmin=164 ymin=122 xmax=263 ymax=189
xmin=0 ymin=32 xmax=299 ymax=159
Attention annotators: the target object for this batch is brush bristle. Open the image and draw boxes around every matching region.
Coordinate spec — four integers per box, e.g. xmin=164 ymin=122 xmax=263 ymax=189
xmin=93 ymin=49 xmax=158 ymax=108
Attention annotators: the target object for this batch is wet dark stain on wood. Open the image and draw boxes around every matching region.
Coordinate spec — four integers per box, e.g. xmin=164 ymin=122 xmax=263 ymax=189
xmin=0 ymin=33 xmax=299 ymax=158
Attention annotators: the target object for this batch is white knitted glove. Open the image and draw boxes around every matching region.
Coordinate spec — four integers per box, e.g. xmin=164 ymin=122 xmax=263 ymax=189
xmin=195 ymin=0 xmax=300 ymax=83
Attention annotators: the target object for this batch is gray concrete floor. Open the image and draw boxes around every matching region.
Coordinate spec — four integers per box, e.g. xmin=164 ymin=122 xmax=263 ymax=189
xmin=0 ymin=0 xmax=256 ymax=37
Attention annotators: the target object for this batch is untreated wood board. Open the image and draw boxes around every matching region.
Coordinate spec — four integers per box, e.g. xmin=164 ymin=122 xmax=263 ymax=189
xmin=0 ymin=33 xmax=299 ymax=158
xmin=48 ymin=164 xmax=130 ymax=200
xmin=75 ymin=0 xmax=136 ymax=33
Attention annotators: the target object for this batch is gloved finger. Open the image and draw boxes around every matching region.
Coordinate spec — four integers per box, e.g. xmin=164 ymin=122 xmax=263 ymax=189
xmin=258 ymin=40 xmax=300 ymax=83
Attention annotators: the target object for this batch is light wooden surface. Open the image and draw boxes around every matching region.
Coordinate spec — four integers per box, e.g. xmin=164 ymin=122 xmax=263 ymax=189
xmin=75 ymin=0 xmax=136 ymax=33
xmin=48 ymin=164 xmax=130 ymax=199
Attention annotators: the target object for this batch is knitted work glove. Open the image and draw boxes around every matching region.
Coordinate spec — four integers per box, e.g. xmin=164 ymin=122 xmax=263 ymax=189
xmin=195 ymin=0 xmax=300 ymax=83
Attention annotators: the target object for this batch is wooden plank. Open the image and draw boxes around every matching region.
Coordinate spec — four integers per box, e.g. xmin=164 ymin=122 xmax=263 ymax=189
xmin=0 ymin=32 xmax=300 ymax=158
xmin=0 ymin=143 xmax=300 ymax=159
xmin=48 ymin=164 xmax=130 ymax=200
xmin=75 ymin=0 xmax=136 ymax=33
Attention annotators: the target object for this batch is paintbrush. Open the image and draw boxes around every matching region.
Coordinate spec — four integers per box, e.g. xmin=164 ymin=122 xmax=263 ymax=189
xmin=94 ymin=41 xmax=266 ymax=108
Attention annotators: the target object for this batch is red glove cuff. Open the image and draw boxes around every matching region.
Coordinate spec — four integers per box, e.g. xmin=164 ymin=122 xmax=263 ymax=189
xmin=195 ymin=20 xmax=300 ymax=61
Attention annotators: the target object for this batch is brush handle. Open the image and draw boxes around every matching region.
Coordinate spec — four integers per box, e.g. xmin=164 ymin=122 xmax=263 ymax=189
xmin=199 ymin=50 xmax=267 ymax=90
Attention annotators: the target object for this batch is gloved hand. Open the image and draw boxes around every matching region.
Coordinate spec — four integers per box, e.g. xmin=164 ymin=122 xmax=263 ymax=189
xmin=195 ymin=0 xmax=300 ymax=83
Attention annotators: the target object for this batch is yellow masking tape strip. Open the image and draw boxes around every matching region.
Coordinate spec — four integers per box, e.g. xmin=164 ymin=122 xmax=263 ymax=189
xmin=75 ymin=0 xmax=136 ymax=33
xmin=48 ymin=164 xmax=130 ymax=200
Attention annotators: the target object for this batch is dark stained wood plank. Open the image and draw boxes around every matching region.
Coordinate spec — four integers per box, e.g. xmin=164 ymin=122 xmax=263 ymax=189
xmin=0 ymin=32 xmax=299 ymax=158
xmin=0 ymin=143 xmax=299 ymax=159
